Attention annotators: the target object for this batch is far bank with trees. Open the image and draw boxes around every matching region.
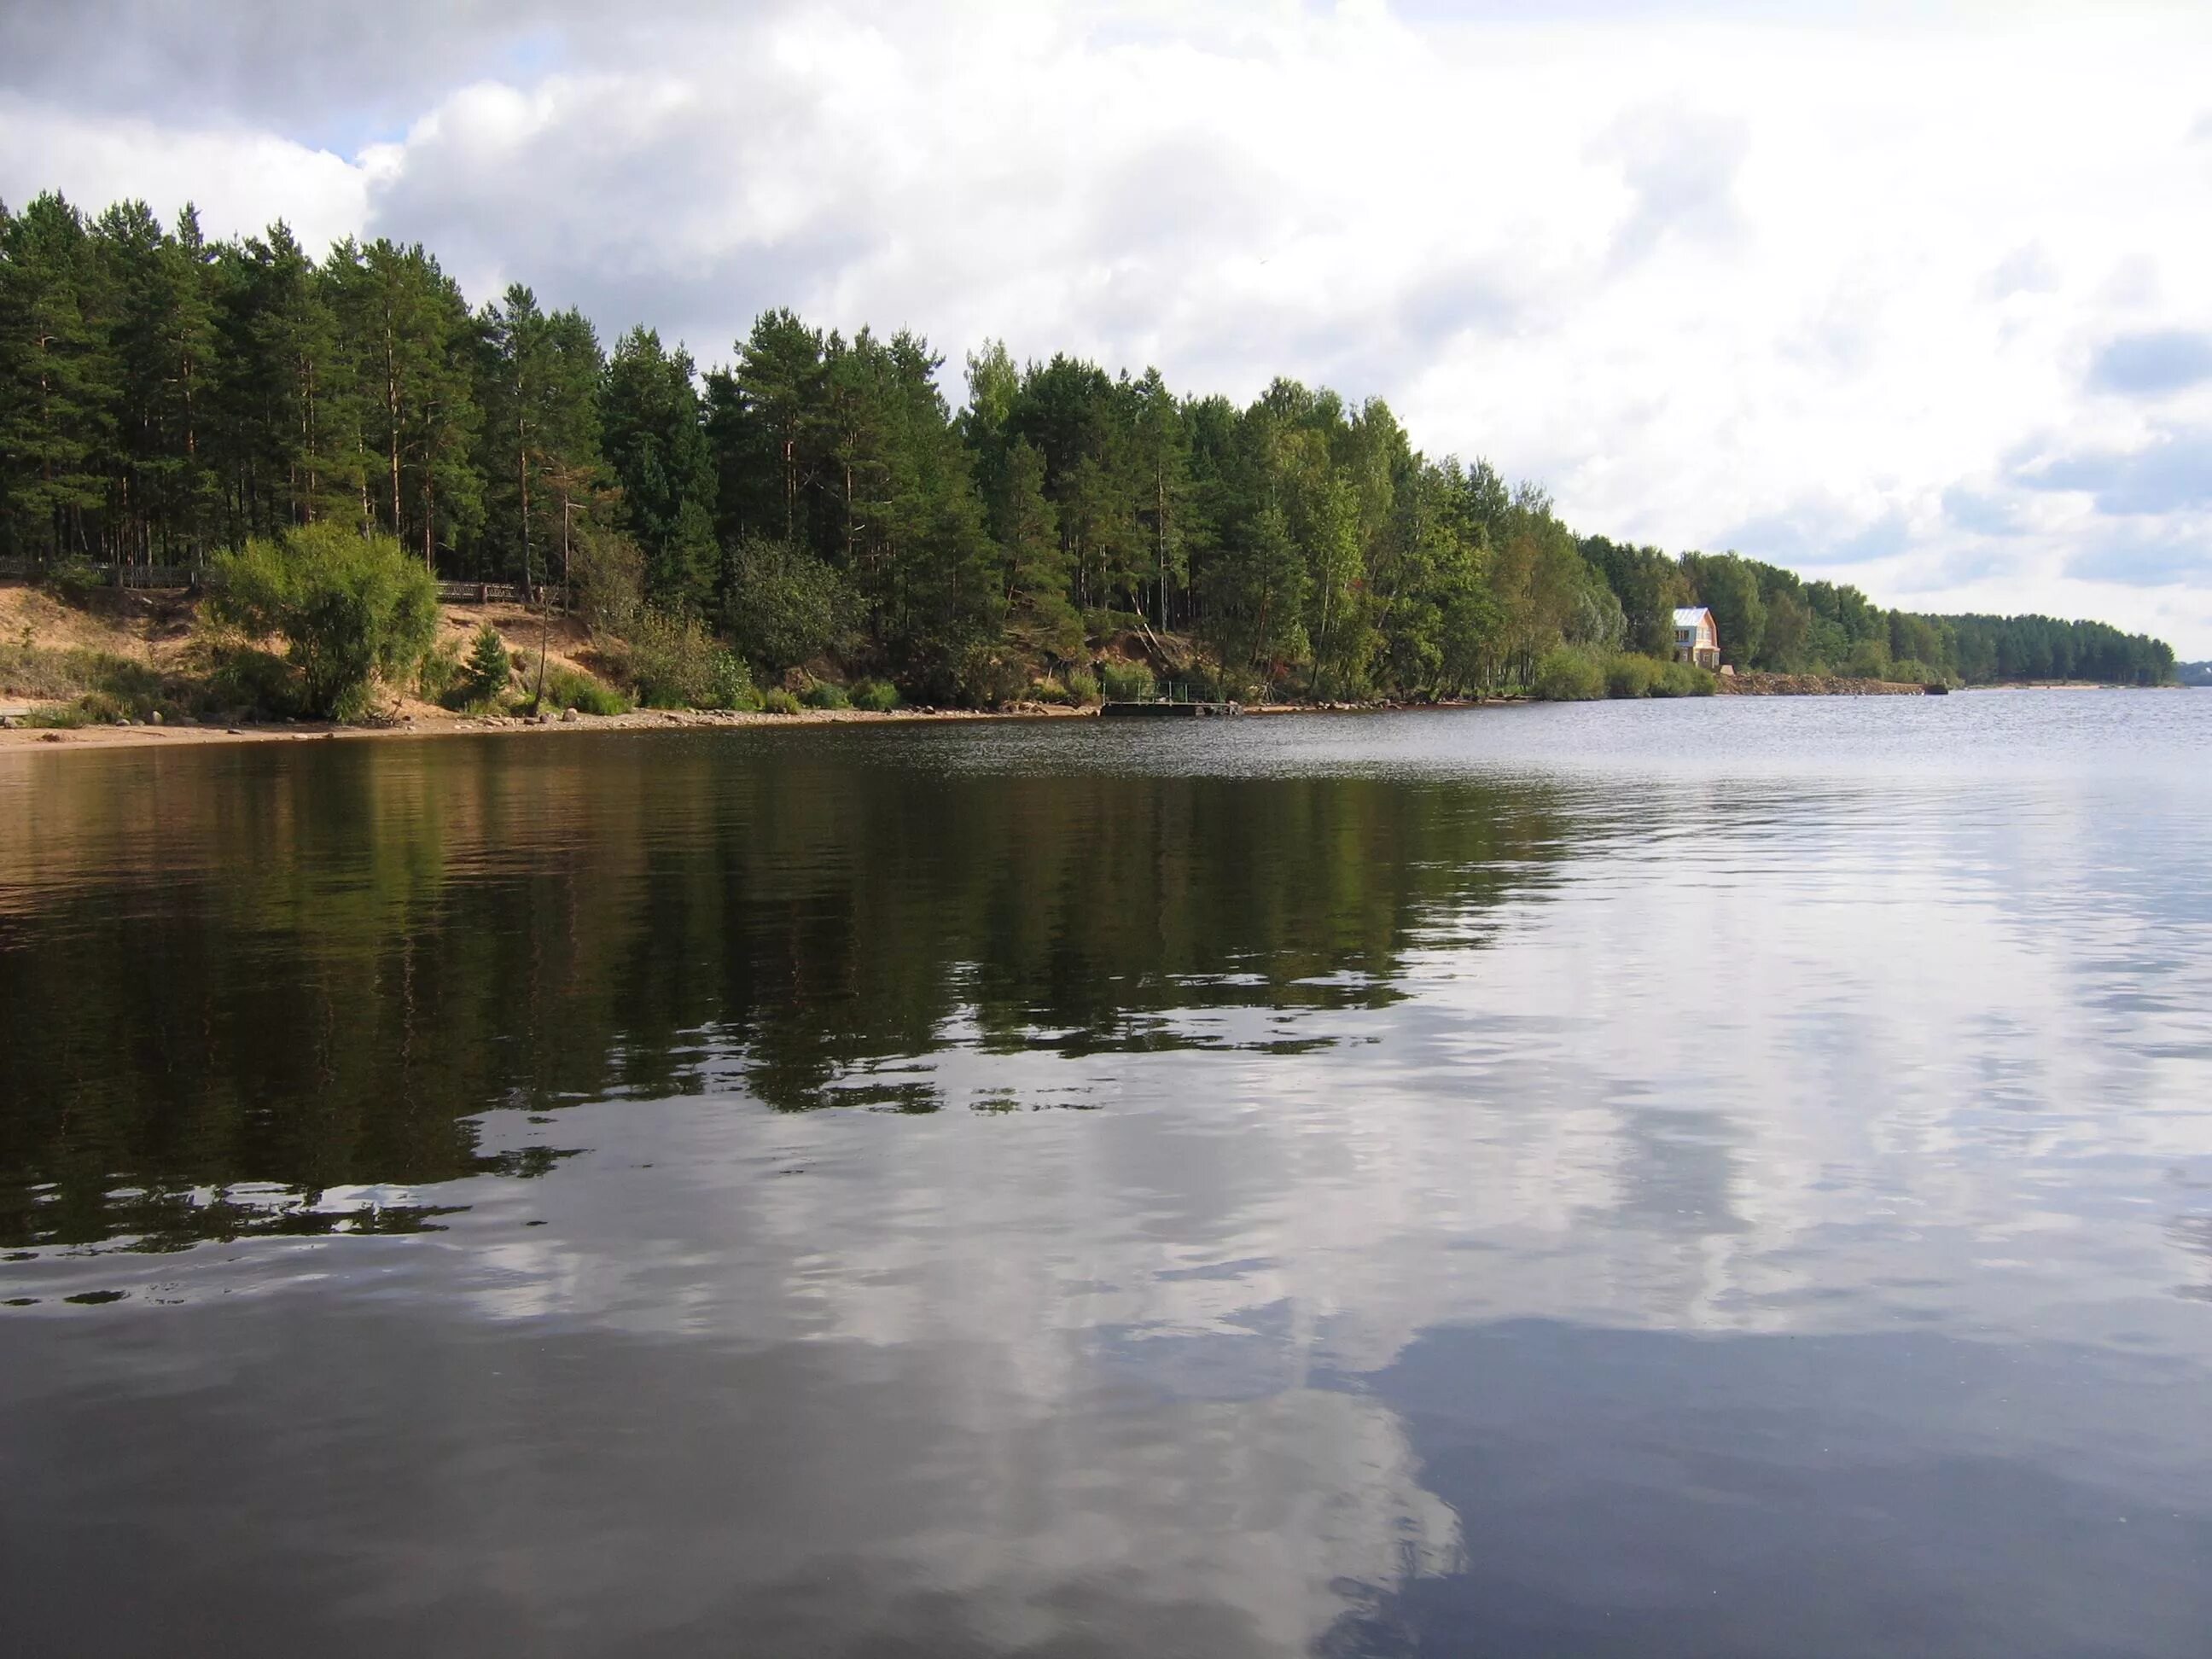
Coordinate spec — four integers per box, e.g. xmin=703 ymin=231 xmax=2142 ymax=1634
xmin=0 ymin=189 xmax=2177 ymax=726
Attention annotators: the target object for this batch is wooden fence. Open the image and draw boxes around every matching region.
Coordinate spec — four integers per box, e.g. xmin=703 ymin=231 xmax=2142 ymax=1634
xmin=0 ymin=560 xmax=567 ymax=608
xmin=437 ymin=580 xmax=572 ymax=608
xmin=0 ymin=558 xmax=211 ymax=589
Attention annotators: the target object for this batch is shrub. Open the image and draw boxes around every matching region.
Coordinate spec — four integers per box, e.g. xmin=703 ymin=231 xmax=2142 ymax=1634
xmin=1101 ymin=661 xmax=1155 ymax=701
xmin=1604 ymin=654 xmax=1658 ymax=698
xmin=760 ymin=687 xmax=802 ymax=715
xmin=76 ymin=690 xmax=131 ymax=724
xmin=1650 ymin=660 xmax=1716 ymax=697
xmin=1843 ymin=637 xmax=1893 ymax=680
xmin=620 ymin=608 xmax=723 ymax=707
xmin=722 ymin=536 xmax=859 ymax=674
xmin=571 ymin=520 xmax=646 ymax=633
xmin=43 ymin=558 xmax=106 ymax=604
xmin=956 ymin=643 xmax=1028 ymax=708
xmin=707 ymin=649 xmax=756 ymax=711
xmin=850 ymin=678 xmax=900 ymax=712
xmin=802 ymin=680 xmax=851 ymax=710
xmin=416 ymin=635 xmax=464 ymax=704
xmin=538 ymin=664 xmax=631 ymax=715
xmin=459 ymin=624 xmax=512 ymax=708
xmin=1031 ymin=676 xmax=1069 ymax=704
xmin=22 ymin=701 xmax=90 ymax=729
xmin=1533 ymin=646 xmax=1604 ymax=701
xmin=1889 ymin=657 xmax=1941 ymax=687
xmin=210 ymin=526 xmax=439 ymax=720
xmin=1065 ymin=667 xmax=1100 ymax=705
xmin=189 ymin=632 xmax=302 ymax=719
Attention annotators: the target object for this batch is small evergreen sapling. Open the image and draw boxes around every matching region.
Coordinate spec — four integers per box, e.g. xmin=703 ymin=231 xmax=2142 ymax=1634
xmin=463 ymin=624 xmax=511 ymax=707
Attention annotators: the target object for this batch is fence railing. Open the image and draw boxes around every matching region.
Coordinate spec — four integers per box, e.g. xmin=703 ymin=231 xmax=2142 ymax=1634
xmin=436 ymin=580 xmax=573 ymax=608
xmin=0 ymin=558 xmax=214 ymax=590
xmin=0 ymin=560 xmax=567 ymax=608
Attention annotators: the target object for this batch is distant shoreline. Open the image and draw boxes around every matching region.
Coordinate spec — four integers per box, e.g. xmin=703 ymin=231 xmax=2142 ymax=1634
xmin=3 ymin=678 xmax=2180 ymax=758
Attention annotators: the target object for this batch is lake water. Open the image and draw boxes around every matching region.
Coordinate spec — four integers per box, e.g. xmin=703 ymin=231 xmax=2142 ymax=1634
xmin=3 ymin=693 xmax=2209 ymax=1657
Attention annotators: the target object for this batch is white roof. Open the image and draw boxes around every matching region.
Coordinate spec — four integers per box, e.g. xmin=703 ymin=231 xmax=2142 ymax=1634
xmin=1673 ymin=607 xmax=1712 ymax=627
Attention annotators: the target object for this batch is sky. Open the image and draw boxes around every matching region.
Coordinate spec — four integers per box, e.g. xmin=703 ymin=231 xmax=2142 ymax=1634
xmin=3 ymin=0 xmax=2209 ymax=654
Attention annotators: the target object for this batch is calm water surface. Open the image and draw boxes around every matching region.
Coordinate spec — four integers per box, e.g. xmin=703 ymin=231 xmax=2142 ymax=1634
xmin=3 ymin=693 xmax=2209 ymax=1656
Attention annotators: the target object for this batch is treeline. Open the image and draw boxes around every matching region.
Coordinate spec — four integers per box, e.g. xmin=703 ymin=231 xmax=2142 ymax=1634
xmin=0 ymin=190 xmax=2176 ymax=698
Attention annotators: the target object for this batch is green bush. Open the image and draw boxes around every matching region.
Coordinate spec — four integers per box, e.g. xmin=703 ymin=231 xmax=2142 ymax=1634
xmin=23 ymin=701 xmax=90 ymax=729
xmin=192 ymin=636 xmax=301 ymax=719
xmin=956 ymin=644 xmax=1028 ymax=708
xmin=1065 ymin=667 xmax=1101 ymax=705
xmin=571 ymin=521 xmax=646 ymax=633
xmin=210 ymin=526 xmax=439 ymax=720
xmin=760 ymin=687 xmax=802 ymax=715
xmin=1843 ymin=637 xmax=1893 ymax=680
xmin=43 ymin=558 xmax=106 ymax=605
xmin=802 ymin=680 xmax=851 ymax=710
xmin=722 ymin=537 xmax=859 ymax=674
xmin=620 ymin=608 xmax=725 ymax=707
xmin=1533 ymin=646 xmax=1605 ymax=701
xmin=1031 ymin=676 xmax=1068 ymax=704
xmin=850 ymin=678 xmax=900 ymax=712
xmin=1889 ymin=657 xmax=1946 ymax=687
xmin=416 ymin=635 xmax=464 ymax=704
xmin=1604 ymin=654 xmax=1658 ymax=698
xmin=538 ymin=664 xmax=630 ymax=715
xmin=1650 ymin=660 xmax=1717 ymax=697
xmin=76 ymin=690 xmax=131 ymax=724
xmin=707 ymin=649 xmax=756 ymax=711
xmin=1101 ymin=661 xmax=1155 ymax=701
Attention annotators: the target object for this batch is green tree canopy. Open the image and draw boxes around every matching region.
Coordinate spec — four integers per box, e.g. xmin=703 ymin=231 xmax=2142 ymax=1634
xmin=211 ymin=524 xmax=439 ymax=718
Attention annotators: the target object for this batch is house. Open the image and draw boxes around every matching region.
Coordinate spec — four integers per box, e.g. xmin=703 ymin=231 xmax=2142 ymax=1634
xmin=1672 ymin=607 xmax=1720 ymax=669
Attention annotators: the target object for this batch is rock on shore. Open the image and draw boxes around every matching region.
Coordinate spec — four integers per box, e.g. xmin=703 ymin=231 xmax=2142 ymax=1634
xmin=1718 ymin=672 xmax=1927 ymax=696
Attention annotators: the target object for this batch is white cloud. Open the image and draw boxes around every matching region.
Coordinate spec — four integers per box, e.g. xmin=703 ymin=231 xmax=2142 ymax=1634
xmin=0 ymin=92 xmax=369 ymax=252
xmin=4 ymin=0 xmax=2211 ymax=653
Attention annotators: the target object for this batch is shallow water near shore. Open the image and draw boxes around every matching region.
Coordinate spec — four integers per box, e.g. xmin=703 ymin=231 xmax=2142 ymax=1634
xmin=3 ymin=690 xmax=2209 ymax=1656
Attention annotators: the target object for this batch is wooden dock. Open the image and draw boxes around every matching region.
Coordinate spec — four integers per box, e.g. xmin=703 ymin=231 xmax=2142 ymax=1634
xmin=1100 ymin=701 xmax=1243 ymax=719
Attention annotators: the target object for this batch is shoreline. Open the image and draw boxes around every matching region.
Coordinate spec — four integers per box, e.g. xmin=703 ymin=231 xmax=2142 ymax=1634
xmin=0 ymin=697 xmax=1522 ymax=755
xmin=0 ymin=701 xmax=1105 ymax=754
xmin=0 ymin=679 xmax=2175 ymax=758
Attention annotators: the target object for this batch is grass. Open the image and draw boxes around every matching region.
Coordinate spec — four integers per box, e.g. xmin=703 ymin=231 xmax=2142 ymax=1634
xmin=533 ymin=664 xmax=631 ymax=716
xmin=0 ymin=642 xmax=162 ymax=703
xmin=850 ymin=679 xmax=900 ymax=712
xmin=1101 ymin=661 xmax=1155 ymax=701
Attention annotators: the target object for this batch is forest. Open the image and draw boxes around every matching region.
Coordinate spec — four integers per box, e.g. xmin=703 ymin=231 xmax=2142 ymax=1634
xmin=0 ymin=190 xmax=2179 ymax=707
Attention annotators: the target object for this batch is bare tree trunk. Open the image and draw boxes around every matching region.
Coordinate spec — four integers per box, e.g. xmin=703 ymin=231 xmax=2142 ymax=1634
xmin=535 ymin=494 xmax=564 ymax=707
xmin=387 ymin=323 xmax=404 ymax=536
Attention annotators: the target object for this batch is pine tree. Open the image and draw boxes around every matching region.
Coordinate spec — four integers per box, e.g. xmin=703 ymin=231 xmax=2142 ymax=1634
xmin=0 ymin=194 xmax=114 ymax=559
xmin=477 ymin=286 xmax=603 ymax=584
xmin=601 ymin=326 xmax=716 ymax=611
xmin=999 ymin=439 xmax=1080 ymax=663
xmin=462 ymin=621 xmax=510 ymax=705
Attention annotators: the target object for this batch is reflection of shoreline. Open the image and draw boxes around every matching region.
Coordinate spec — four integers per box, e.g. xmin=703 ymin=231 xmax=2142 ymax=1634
xmin=0 ymin=697 xmax=1557 ymax=758
xmin=0 ymin=737 xmax=1574 ymax=1249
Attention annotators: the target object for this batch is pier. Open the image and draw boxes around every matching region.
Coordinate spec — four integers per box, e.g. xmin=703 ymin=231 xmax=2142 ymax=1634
xmin=1099 ymin=701 xmax=1243 ymax=719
